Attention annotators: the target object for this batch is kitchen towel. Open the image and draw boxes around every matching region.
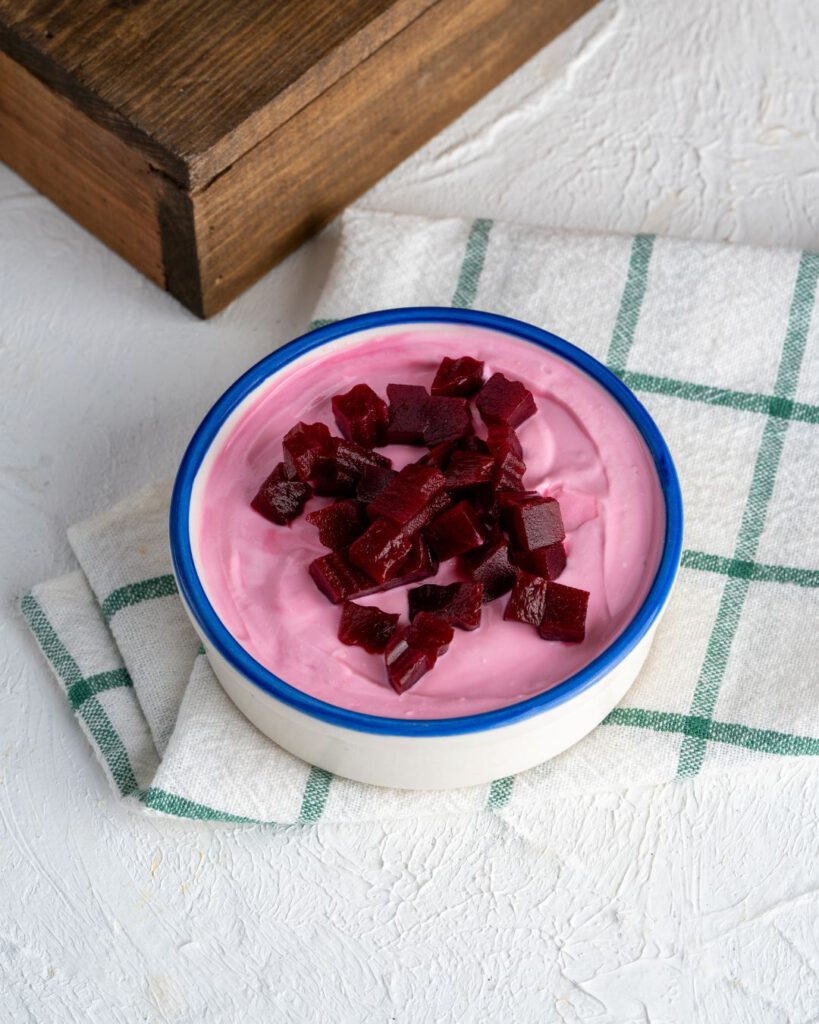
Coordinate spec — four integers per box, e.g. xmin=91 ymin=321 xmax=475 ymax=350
xmin=22 ymin=209 xmax=819 ymax=825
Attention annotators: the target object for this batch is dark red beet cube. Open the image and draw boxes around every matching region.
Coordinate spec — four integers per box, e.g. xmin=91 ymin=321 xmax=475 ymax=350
xmin=251 ymin=462 xmax=311 ymax=525
xmin=512 ymin=542 xmax=567 ymax=581
xmin=331 ymin=384 xmax=389 ymax=448
xmin=431 ymin=356 xmax=484 ymax=397
xmin=504 ymin=573 xmax=549 ymax=626
xmin=408 ymin=582 xmax=484 ymax=630
xmin=282 ymin=422 xmax=333 ymax=481
xmin=486 ymin=422 xmax=523 ymax=459
xmin=384 ymin=638 xmax=433 ymax=694
xmin=338 ymin=601 xmax=399 ymax=653
xmin=476 ymin=373 xmax=537 ymax=428
xmin=309 ymin=551 xmax=374 ymax=604
xmin=312 ymin=438 xmax=391 ymax=497
xmin=445 ymin=451 xmax=495 ymax=489
xmin=493 ymin=449 xmax=527 ymax=492
xmin=425 ymin=500 xmax=485 ymax=560
xmin=355 ymin=464 xmax=397 ymax=504
xmin=305 ymin=500 xmax=368 ymax=550
xmin=403 ymin=489 xmax=451 ymax=535
xmin=384 ymin=612 xmax=453 ymax=693
xmin=386 ymin=384 xmax=430 ymax=444
xmin=348 ymin=518 xmax=414 ymax=583
xmin=538 ymin=582 xmax=590 ymax=643
xmin=458 ymin=434 xmax=491 ymax=456
xmin=423 ymin=395 xmax=472 ymax=446
xmin=367 ymin=463 xmax=446 ymax=527
xmin=502 ymin=495 xmax=565 ymax=552
xmin=465 ymin=538 xmax=518 ymax=602
xmin=389 ymin=536 xmax=439 ymax=588
xmin=416 ymin=442 xmax=457 ymax=469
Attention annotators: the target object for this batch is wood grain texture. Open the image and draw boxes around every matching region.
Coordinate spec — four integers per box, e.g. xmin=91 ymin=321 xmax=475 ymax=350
xmin=0 ymin=50 xmax=166 ymax=288
xmin=192 ymin=0 xmax=598 ymax=316
xmin=0 ymin=0 xmax=439 ymax=187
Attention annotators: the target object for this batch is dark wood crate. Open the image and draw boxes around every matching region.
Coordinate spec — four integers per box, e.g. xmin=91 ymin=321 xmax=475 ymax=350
xmin=0 ymin=0 xmax=596 ymax=317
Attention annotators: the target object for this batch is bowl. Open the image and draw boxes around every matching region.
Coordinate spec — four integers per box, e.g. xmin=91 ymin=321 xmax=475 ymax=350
xmin=170 ymin=308 xmax=683 ymax=790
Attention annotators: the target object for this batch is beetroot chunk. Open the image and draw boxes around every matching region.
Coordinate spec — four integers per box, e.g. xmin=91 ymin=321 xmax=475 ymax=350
xmin=348 ymin=518 xmax=414 ymax=583
xmin=385 ymin=612 xmax=453 ymax=694
xmin=305 ymin=500 xmax=368 ymax=550
xmin=423 ymin=395 xmax=472 ymax=446
xmin=486 ymin=422 xmax=523 ymax=459
xmin=504 ymin=573 xmax=549 ymax=626
xmin=538 ymin=582 xmax=590 ymax=643
xmin=331 ymin=384 xmax=389 ymax=448
xmin=390 ymin=535 xmax=439 ymax=588
xmin=282 ymin=422 xmax=333 ymax=481
xmin=493 ymin=449 xmax=527 ymax=493
xmin=338 ymin=601 xmax=399 ymax=654
xmin=512 ymin=542 xmax=567 ymax=581
xmin=425 ymin=500 xmax=485 ymax=561
xmin=502 ymin=495 xmax=565 ymax=552
xmin=251 ymin=462 xmax=311 ymax=525
xmin=367 ymin=464 xmax=446 ymax=527
xmin=309 ymin=551 xmax=374 ymax=604
xmin=431 ymin=356 xmax=484 ymax=397
xmin=386 ymin=384 xmax=430 ymax=444
xmin=312 ymin=438 xmax=391 ymax=497
xmin=355 ymin=464 xmax=397 ymax=504
xmin=465 ymin=538 xmax=518 ymax=602
xmin=445 ymin=451 xmax=495 ymax=489
xmin=408 ymin=582 xmax=484 ymax=631
xmin=476 ymin=373 xmax=537 ymax=428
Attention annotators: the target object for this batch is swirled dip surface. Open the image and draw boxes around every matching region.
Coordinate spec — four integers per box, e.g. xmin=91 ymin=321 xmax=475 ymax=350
xmin=196 ymin=325 xmax=665 ymax=719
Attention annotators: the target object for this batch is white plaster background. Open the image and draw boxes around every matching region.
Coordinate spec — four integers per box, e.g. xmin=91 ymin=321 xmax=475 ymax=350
xmin=2 ymin=0 xmax=818 ymax=1020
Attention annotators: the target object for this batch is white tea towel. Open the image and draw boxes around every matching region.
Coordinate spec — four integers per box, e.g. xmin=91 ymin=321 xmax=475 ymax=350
xmin=22 ymin=209 xmax=819 ymax=825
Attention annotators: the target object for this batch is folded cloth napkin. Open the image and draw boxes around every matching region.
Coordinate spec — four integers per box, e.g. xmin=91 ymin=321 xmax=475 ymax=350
xmin=22 ymin=209 xmax=819 ymax=825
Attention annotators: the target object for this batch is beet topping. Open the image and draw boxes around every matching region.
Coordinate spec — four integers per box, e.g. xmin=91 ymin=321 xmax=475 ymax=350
xmin=338 ymin=601 xmax=399 ymax=654
xmin=250 ymin=355 xmax=591 ymax=692
xmin=431 ymin=356 xmax=485 ymax=397
xmin=476 ymin=372 xmax=537 ymax=428
xmin=331 ymin=384 xmax=389 ymax=448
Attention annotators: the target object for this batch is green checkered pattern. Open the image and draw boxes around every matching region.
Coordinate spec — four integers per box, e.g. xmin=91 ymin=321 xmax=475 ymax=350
xmin=22 ymin=211 xmax=819 ymax=826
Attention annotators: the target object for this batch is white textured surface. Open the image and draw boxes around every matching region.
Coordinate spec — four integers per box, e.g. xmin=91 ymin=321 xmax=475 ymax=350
xmin=2 ymin=0 xmax=818 ymax=1020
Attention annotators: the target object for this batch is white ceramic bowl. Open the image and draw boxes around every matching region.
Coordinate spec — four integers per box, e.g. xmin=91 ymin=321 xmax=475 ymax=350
xmin=170 ymin=308 xmax=683 ymax=790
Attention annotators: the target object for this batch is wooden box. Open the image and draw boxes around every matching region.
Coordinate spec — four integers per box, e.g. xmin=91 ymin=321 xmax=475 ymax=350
xmin=0 ymin=0 xmax=595 ymax=317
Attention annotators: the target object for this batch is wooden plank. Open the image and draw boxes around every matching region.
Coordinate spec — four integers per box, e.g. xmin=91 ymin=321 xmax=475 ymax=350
xmin=0 ymin=0 xmax=439 ymax=187
xmin=0 ymin=51 xmax=167 ymax=289
xmin=192 ymin=0 xmax=597 ymax=316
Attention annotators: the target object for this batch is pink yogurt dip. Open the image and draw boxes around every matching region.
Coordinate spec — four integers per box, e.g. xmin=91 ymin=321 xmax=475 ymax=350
xmin=195 ymin=324 xmax=665 ymax=719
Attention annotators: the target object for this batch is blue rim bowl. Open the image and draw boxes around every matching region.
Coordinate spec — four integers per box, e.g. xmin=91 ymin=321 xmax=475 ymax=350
xmin=170 ymin=307 xmax=683 ymax=738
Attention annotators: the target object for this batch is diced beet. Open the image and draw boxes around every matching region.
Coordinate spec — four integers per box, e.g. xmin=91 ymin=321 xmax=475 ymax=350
xmin=502 ymin=495 xmax=565 ymax=552
xmin=331 ymin=384 xmax=389 ymax=448
xmin=512 ymin=542 xmax=567 ymax=581
xmin=493 ymin=449 xmax=527 ymax=493
xmin=445 ymin=451 xmax=495 ymax=489
xmin=348 ymin=518 xmax=414 ymax=583
xmin=309 ymin=551 xmax=374 ymax=604
xmin=408 ymin=582 xmax=484 ymax=631
xmin=423 ymin=395 xmax=472 ymax=446
xmin=403 ymin=490 xmax=451 ymax=536
xmin=305 ymin=500 xmax=368 ymax=550
xmin=251 ymin=463 xmax=311 ymax=525
xmin=338 ymin=601 xmax=399 ymax=653
xmin=504 ymin=573 xmax=549 ymax=626
xmin=386 ymin=384 xmax=430 ymax=444
xmin=312 ymin=438 xmax=390 ymax=497
xmin=476 ymin=373 xmax=537 ymax=428
xmin=458 ymin=434 xmax=491 ymax=456
xmin=355 ymin=464 xmax=397 ymax=504
xmin=465 ymin=538 xmax=518 ymax=602
xmin=367 ymin=464 xmax=446 ymax=527
xmin=384 ymin=613 xmax=453 ymax=693
xmin=425 ymin=500 xmax=485 ymax=560
xmin=282 ymin=422 xmax=333 ymax=481
xmin=389 ymin=535 xmax=439 ymax=588
xmin=431 ymin=356 xmax=485 ymax=397
xmin=416 ymin=442 xmax=457 ymax=469
xmin=384 ymin=638 xmax=434 ymax=694
xmin=406 ymin=612 xmax=454 ymax=659
xmin=538 ymin=582 xmax=590 ymax=643
xmin=486 ymin=422 xmax=523 ymax=459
